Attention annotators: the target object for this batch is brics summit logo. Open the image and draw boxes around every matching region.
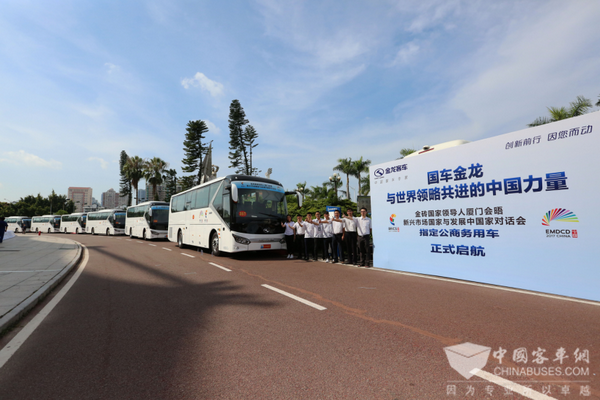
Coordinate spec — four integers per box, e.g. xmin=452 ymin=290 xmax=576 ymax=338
xmin=388 ymin=214 xmax=399 ymax=232
xmin=390 ymin=214 xmax=396 ymax=225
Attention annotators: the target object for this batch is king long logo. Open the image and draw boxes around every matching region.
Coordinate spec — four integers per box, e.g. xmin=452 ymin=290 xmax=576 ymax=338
xmin=541 ymin=208 xmax=579 ymax=226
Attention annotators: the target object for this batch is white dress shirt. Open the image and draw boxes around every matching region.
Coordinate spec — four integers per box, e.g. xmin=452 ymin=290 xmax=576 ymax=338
xmin=357 ymin=216 xmax=372 ymax=236
xmin=293 ymin=221 xmax=306 ymax=235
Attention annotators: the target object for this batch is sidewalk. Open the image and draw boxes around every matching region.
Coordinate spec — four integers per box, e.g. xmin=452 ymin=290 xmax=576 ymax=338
xmin=0 ymin=234 xmax=82 ymax=334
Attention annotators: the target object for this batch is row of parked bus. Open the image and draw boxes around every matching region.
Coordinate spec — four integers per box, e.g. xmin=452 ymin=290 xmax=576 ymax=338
xmin=6 ymin=175 xmax=300 ymax=257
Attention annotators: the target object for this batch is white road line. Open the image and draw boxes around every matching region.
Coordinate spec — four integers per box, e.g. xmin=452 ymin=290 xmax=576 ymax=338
xmin=148 ymin=244 xmax=157 ymax=247
xmin=125 ymin=239 xmax=131 ymax=241
xmin=136 ymin=241 xmax=143 ymax=244
xmin=209 ymin=262 xmax=231 ymax=272
xmin=181 ymin=253 xmax=195 ymax=258
xmin=0 ymin=245 xmax=90 ymax=370
xmin=261 ymin=284 xmax=327 ymax=311
xmin=372 ymin=269 xmax=600 ymax=307
xmin=162 ymin=248 xmax=172 ymax=251
xmin=470 ymin=368 xmax=556 ymax=400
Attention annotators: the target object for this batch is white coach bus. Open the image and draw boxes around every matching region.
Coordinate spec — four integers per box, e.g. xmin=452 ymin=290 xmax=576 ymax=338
xmin=6 ymin=216 xmax=31 ymax=233
xmin=61 ymin=213 xmax=87 ymax=234
xmin=31 ymin=215 xmax=62 ymax=233
xmin=169 ymin=175 xmax=298 ymax=256
xmin=87 ymin=209 xmax=126 ymax=236
xmin=125 ymin=201 xmax=169 ymax=240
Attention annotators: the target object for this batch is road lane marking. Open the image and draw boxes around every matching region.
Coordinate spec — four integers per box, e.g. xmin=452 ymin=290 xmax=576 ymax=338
xmin=148 ymin=244 xmax=157 ymax=247
xmin=125 ymin=239 xmax=131 ymax=241
xmin=184 ymin=272 xmax=196 ymax=275
xmin=0 ymin=244 xmax=89 ymax=370
xmin=261 ymin=284 xmax=326 ymax=311
xmin=181 ymin=253 xmax=195 ymax=258
xmin=209 ymin=262 xmax=231 ymax=272
xmin=162 ymin=248 xmax=172 ymax=251
xmin=470 ymin=368 xmax=555 ymax=400
xmin=136 ymin=241 xmax=144 ymax=244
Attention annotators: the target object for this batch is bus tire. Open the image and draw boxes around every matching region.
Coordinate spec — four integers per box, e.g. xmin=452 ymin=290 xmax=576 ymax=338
xmin=75 ymin=228 xmax=79 ymax=234
xmin=177 ymin=230 xmax=184 ymax=248
xmin=106 ymin=228 xmax=110 ymax=236
xmin=129 ymin=229 xmax=134 ymax=238
xmin=210 ymin=232 xmax=221 ymax=257
xmin=143 ymin=230 xmax=147 ymax=240
xmin=92 ymin=228 xmax=96 ymax=235
xmin=48 ymin=228 xmax=51 ymax=234
xmin=35 ymin=228 xmax=39 ymax=233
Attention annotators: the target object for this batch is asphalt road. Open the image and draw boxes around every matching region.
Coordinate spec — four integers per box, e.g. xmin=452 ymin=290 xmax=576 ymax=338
xmin=0 ymin=234 xmax=598 ymax=399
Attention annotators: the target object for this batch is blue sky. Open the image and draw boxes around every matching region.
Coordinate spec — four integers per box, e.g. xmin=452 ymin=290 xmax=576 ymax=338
xmin=1 ymin=0 xmax=599 ymax=203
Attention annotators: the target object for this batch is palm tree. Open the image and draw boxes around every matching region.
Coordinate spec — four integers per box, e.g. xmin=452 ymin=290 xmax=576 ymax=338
xmin=399 ymin=148 xmax=416 ymax=159
xmin=359 ymin=176 xmax=370 ymax=196
xmin=352 ymin=157 xmax=371 ymax=197
xmin=144 ymin=157 xmax=168 ymax=201
xmin=528 ymin=96 xmax=592 ymax=127
xmin=333 ymin=157 xmax=355 ymax=201
xmin=123 ymin=156 xmax=145 ymax=205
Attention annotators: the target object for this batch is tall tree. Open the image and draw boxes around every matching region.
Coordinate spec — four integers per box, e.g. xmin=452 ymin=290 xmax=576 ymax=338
xmin=163 ymin=168 xmax=178 ymax=203
xmin=352 ymin=157 xmax=371 ymax=197
xmin=181 ymin=120 xmax=209 ymax=185
xmin=528 ymin=96 xmax=592 ymax=127
xmin=333 ymin=158 xmax=355 ymax=200
xmin=228 ymin=99 xmax=250 ymax=174
xmin=243 ymin=124 xmax=259 ymax=176
xmin=359 ymin=176 xmax=370 ymax=196
xmin=123 ymin=155 xmax=145 ymax=205
xmin=144 ymin=157 xmax=168 ymax=201
xmin=119 ymin=150 xmax=132 ymax=206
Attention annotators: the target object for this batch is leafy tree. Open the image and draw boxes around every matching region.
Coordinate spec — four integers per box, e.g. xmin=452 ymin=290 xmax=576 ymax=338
xmin=243 ymin=124 xmax=259 ymax=176
xmin=163 ymin=168 xmax=178 ymax=203
xmin=178 ymin=176 xmax=195 ymax=192
xmin=119 ymin=150 xmax=132 ymax=207
xmin=528 ymin=96 xmax=592 ymax=127
xmin=596 ymin=94 xmax=600 ymax=107
xmin=228 ymin=99 xmax=250 ymax=174
xmin=352 ymin=156 xmax=371 ymax=197
xmin=359 ymin=175 xmax=370 ymax=196
xmin=181 ymin=120 xmax=209 ymax=185
xmin=399 ymin=148 xmax=417 ymax=159
xmin=286 ymin=194 xmax=357 ymax=219
xmin=123 ymin=155 xmax=145 ymax=205
xmin=333 ymin=157 xmax=355 ymax=200
xmin=0 ymin=193 xmax=74 ymax=217
xmin=144 ymin=157 xmax=168 ymax=201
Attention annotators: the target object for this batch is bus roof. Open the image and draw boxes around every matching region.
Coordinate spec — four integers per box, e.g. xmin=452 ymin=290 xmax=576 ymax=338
xmin=87 ymin=209 xmax=125 ymax=214
xmin=127 ymin=201 xmax=169 ymax=209
xmin=174 ymin=175 xmax=285 ymax=198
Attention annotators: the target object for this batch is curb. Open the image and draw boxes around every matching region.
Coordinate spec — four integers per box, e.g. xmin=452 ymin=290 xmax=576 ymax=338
xmin=0 ymin=240 xmax=83 ymax=336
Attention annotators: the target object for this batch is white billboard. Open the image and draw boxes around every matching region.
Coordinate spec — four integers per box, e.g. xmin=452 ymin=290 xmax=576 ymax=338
xmin=370 ymin=112 xmax=599 ymax=302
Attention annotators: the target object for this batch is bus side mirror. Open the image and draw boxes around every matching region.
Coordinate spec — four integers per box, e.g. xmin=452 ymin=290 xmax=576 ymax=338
xmin=148 ymin=208 xmax=152 ymax=217
xmin=231 ymin=184 xmax=239 ymax=203
xmin=296 ymin=191 xmax=303 ymax=208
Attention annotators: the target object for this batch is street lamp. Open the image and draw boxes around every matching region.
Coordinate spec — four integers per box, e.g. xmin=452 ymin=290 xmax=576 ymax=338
xmin=329 ymin=173 xmax=342 ymax=202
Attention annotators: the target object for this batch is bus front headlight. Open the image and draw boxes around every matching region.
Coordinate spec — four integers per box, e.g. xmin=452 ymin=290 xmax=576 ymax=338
xmin=233 ymin=234 xmax=251 ymax=245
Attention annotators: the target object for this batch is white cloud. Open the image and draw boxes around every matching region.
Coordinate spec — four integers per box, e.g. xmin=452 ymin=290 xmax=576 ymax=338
xmin=88 ymin=157 xmax=109 ymax=169
xmin=181 ymin=72 xmax=224 ymax=97
xmin=390 ymin=42 xmax=420 ymax=66
xmin=0 ymin=150 xmax=62 ymax=169
xmin=204 ymin=119 xmax=221 ymax=135
xmin=104 ymin=62 xmax=120 ymax=74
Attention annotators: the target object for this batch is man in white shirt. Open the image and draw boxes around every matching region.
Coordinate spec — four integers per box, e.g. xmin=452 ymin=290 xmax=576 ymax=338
xmin=356 ymin=207 xmax=372 ymax=267
xmin=303 ymin=213 xmax=318 ymax=261
xmin=293 ymin=215 xmax=307 ymax=260
xmin=341 ymin=208 xmax=358 ymax=265
xmin=314 ymin=211 xmax=328 ymax=261
xmin=330 ymin=210 xmax=345 ymax=263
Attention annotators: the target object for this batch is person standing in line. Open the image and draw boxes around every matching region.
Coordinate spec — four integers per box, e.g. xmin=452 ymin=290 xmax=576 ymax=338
xmin=357 ymin=207 xmax=372 ymax=267
xmin=313 ymin=211 xmax=325 ymax=261
xmin=293 ymin=215 xmax=307 ymax=260
xmin=281 ymin=215 xmax=295 ymax=259
xmin=0 ymin=217 xmax=8 ymax=244
xmin=330 ymin=210 xmax=345 ymax=263
xmin=320 ymin=211 xmax=333 ymax=262
xmin=341 ymin=208 xmax=358 ymax=265
xmin=303 ymin=213 xmax=318 ymax=262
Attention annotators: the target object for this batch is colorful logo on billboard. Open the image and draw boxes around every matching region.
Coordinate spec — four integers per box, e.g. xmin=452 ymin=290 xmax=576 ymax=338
xmin=541 ymin=208 xmax=579 ymax=226
xmin=390 ymin=214 xmax=396 ymax=226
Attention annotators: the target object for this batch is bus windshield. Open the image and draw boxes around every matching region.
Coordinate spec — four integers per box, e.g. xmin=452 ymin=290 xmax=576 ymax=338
xmin=80 ymin=215 xmax=87 ymax=228
xmin=22 ymin=219 xmax=31 ymax=229
xmin=113 ymin=212 xmax=126 ymax=228
xmin=231 ymin=188 xmax=286 ymax=234
xmin=148 ymin=206 xmax=169 ymax=230
xmin=53 ymin=217 xmax=61 ymax=229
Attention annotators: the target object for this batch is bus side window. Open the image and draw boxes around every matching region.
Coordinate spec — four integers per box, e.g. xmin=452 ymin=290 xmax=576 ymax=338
xmin=195 ymin=187 xmax=209 ymax=209
xmin=185 ymin=192 xmax=193 ymax=211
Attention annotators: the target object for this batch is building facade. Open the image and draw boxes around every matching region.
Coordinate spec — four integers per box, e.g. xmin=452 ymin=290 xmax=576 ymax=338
xmin=101 ymin=188 xmax=120 ymax=209
xmin=68 ymin=187 xmax=93 ymax=212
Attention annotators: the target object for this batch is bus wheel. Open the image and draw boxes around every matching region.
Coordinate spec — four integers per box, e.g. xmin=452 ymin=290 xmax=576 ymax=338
xmin=106 ymin=228 xmax=110 ymax=236
xmin=143 ymin=230 xmax=147 ymax=240
xmin=75 ymin=228 xmax=79 ymax=234
xmin=35 ymin=228 xmax=39 ymax=233
xmin=210 ymin=232 xmax=221 ymax=257
xmin=92 ymin=228 xmax=95 ymax=235
xmin=48 ymin=228 xmax=51 ymax=234
xmin=129 ymin=229 xmax=134 ymax=238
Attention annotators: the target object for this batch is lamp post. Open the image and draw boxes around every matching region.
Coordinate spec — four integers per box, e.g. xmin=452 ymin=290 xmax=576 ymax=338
xmin=329 ymin=173 xmax=342 ymax=202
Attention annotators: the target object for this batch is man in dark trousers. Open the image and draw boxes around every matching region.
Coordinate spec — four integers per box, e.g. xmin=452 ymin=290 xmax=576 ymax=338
xmin=0 ymin=217 xmax=8 ymax=243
